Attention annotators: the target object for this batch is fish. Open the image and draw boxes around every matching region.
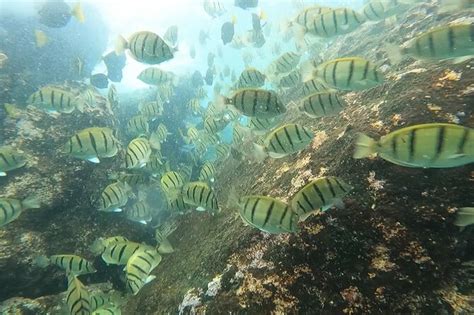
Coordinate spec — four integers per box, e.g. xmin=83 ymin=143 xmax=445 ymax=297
xmin=0 ymin=52 xmax=8 ymax=68
xmin=125 ymin=138 xmax=151 ymax=169
xmin=310 ymin=57 xmax=384 ymax=91
xmin=97 ymin=181 xmax=133 ymax=213
xmin=126 ymin=201 xmax=152 ymax=224
xmin=387 ymin=23 xmax=474 ymax=64
xmin=199 ymin=30 xmax=210 ymax=45
xmin=300 ymin=78 xmax=331 ymax=97
xmin=90 ymin=73 xmax=109 ymax=89
xmin=191 ymin=71 xmax=204 ymax=87
xmin=204 ymin=116 xmax=228 ymax=134
xmin=300 ymin=92 xmax=345 ymax=118
xmin=151 ymin=123 xmax=170 ymax=144
xmin=137 ymin=67 xmax=176 ymax=86
xmin=35 ymin=30 xmax=49 ymax=48
xmin=203 ymin=0 xmax=226 ymax=18
xmin=237 ymin=195 xmax=299 ymax=233
xmin=215 ymin=143 xmax=231 ymax=160
xmin=199 ymin=162 xmax=217 ymax=183
xmin=64 ymin=127 xmax=120 ymax=163
xmin=182 ymin=181 xmax=219 ymax=213
xmin=38 ymin=0 xmax=85 ymax=28
xmin=34 ymin=254 xmax=96 ymax=275
xmin=222 ymin=89 xmax=286 ymax=118
xmin=188 ymin=98 xmax=204 ymax=115
xmin=74 ymin=57 xmax=84 ymax=76
xmin=0 ymin=195 xmax=41 ymax=227
xmin=115 ymin=31 xmax=175 ymax=65
xmin=126 ymin=115 xmax=149 ymax=137
xmin=237 ymin=68 xmax=266 ymax=88
xmin=125 ymin=248 xmax=162 ymax=295
xmin=189 ymin=44 xmax=196 ymax=59
xmin=155 ymin=229 xmax=175 ymax=254
xmin=163 ymin=25 xmax=178 ymax=47
xmin=205 ymin=67 xmax=215 ymax=85
xmin=167 ymin=195 xmax=190 ymax=213
xmin=101 ymin=241 xmax=155 ymax=265
xmin=143 ymin=155 xmax=164 ymax=176
xmin=279 ymin=70 xmax=301 ymax=88
xmin=291 ymin=176 xmax=353 ymax=221
xmin=66 ymin=275 xmax=91 ymax=315
xmin=107 ymin=85 xmax=119 ymax=110
xmin=161 ymin=171 xmax=185 ymax=198
xmin=90 ymin=236 xmax=129 ymax=255
xmin=255 ymin=123 xmax=314 ymax=159
xmin=235 ymin=0 xmax=258 ymax=9
xmin=109 ymin=172 xmax=149 ymax=188
xmin=298 ymin=8 xmax=366 ymax=38
xmin=440 ymin=0 xmax=474 ymax=12
xmin=28 ymin=86 xmax=84 ymax=114
xmin=103 ymin=51 xmax=126 ymax=82
xmin=221 ymin=16 xmax=237 ymax=45
xmin=139 ymin=101 xmax=163 ymax=120
xmin=0 ymin=147 xmax=27 ymax=176
xmin=249 ymin=116 xmax=282 ymax=135
xmin=454 ymin=207 xmax=474 ymax=229
xmin=90 ymin=291 xmax=121 ymax=312
xmin=354 ymin=123 xmax=474 ymax=168
xmin=362 ymin=0 xmax=409 ymax=21
xmin=268 ymin=52 xmax=300 ymax=76
xmin=207 ymin=52 xmax=216 ymax=67
xmin=251 ymin=11 xmax=265 ymax=33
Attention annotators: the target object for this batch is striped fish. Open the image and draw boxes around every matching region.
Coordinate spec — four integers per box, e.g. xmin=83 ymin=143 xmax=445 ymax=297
xmin=279 ymin=70 xmax=301 ymax=88
xmin=238 ymin=195 xmax=299 ymax=233
xmin=215 ymin=143 xmax=231 ymax=160
xmin=269 ymin=52 xmax=300 ymax=75
xmin=101 ymin=241 xmax=154 ymax=265
xmin=204 ymin=116 xmax=228 ymax=134
xmin=203 ymin=0 xmax=226 ymax=18
xmin=399 ymin=23 xmax=474 ymax=62
xmin=362 ymin=0 xmax=407 ymax=21
xmin=454 ymin=207 xmax=474 ymax=229
xmin=90 ymin=236 xmax=128 ymax=255
xmin=0 ymin=195 xmax=40 ymax=227
xmin=90 ymin=291 xmax=120 ymax=312
xmin=160 ymin=171 xmax=185 ymax=197
xmin=65 ymin=127 xmax=119 ymax=163
xmin=111 ymin=172 xmax=149 ymax=187
xmin=354 ymin=123 xmax=474 ymax=168
xmin=28 ymin=86 xmax=82 ymax=114
xmin=199 ymin=162 xmax=216 ymax=183
xmin=249 ymin=116 xmax=282 ymax=135
xmin=66 ymin=275 xmax=91 ymax=315
xmin=137 ymin=67 xmax=175 ymax=85
xmin=125 ymin=138 xmax=151 ymax=169
xmin=300 ymin=92 xmax=345 ymax=118
xmin=179 ymin=164 xmax=193 ymax=182
xmin=258 ymin=123 xmax=314 ymax=158
xmin=143 ymin=155 xmax=164 ymax=176
xmin=108 ymin=84 xmax=118 ymax=108
xmin=225 ymin=88 xmax=286 ymax=118
xmin=167 ymin=195 xmax=190 ymax=213
xmin=237 ymin=68 xmax=266 ymax=88
xmin=182 ymin=181 xmax=219 ymax=213
xmin=153 ymin=123 xmax=170 ymax=143
xmin=293 ymin=6 xmax=332 ymax=26
xmin=232 ymin=123 xmax=248 ymax=144
xmin=299 ymin=78 xmax=331 ymax=97
xmin=126 ymin=115 xmax=149 ymax=137
xmin=125 ymin=249 xmax=162 ymax=295
xmin=97 ymin=181 xmax=132 ymax=212
xmin=163 ymin=25 xmax=178 ymax=47
xmin=188 ymin=98 xmax=203 ymax=115
xmin=313 ymin=57 xmax=384 ymax=91
xmin=291 ymin=176 xmax=353 ymax=221
xmin=155 ymin=229 xmax=175 ymax=254
xmin=0 ymin=147 xmax=27 ymax=176
xmin=126 ymin=201 xmax=152 ymax=225
xmin=139 ymin=101 xmax=163 ymax=120
xmin=115 ymin=31 xmax=175 ymax=65
xmin=35 ymin=254 xmax=96 ymax=275
xmin=303 ymin=8 xmax=366 ymax=38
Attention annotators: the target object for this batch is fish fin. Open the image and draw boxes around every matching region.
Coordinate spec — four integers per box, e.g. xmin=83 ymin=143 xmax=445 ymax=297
xmin=252 ymin=143 xmax=268 ymax=162
xmin=115 ymin=35 xmax=128 ymax=55
xmin=33 ymin=255 xmax=50 ymax=268
xmin=454 ymin=207 xmax=474 ymax=228
xmin=87 ymin=157 xmax=100 ymax=163
xmin=268 ymin=152 xmax=287 ymax=158
xmin=22 ymin=195 xmax=41 ymax=209
xmin=145 ymin=275 xmax=156 ymax=284
xmin=196 ymin=206 xmax=206 ymax=211
xmin=259 ymin=9 xmax=267 ymax=20
xmin=139 ymin=220 xmax=148 ymax=225
xmin=384 ymin=42 xmax=403 ymax=65
xmin=4 ymin=103 xmax=23 ymax=118
xmin=300 ymin=59 xmax=316 ymax=82
xmin=71 ymin=2 xmax=85 ymax=23
xmin=232 ymin=15 xmax=238 ymax=24
xmin=0 ymin=172 xmax=6 ymax=176
xmin=35 ymin=30 xmax=49 ymax=48
xmin=112 ymin=208 xmax=122 ymax=212
xmin=353 ymin=133 xmax=377 ymax=159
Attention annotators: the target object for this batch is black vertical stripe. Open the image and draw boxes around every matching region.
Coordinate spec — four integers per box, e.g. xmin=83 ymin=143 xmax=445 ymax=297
xmin=433 ymin=126 xmax=446 ymax=161
xmin=312 ymin=183 xmax=326 ymax=205
xmin=428 ymin=33 xmax=435 ymax=57
xmin=332 ymin=9 xmax=338 ymax=34
xmin=362 ymin=60 xmax=369 ymax=80
xmin=391 ymin=134 xmax=398 ymax=158
xmin=250 ymin=198 xmax=259 ymax=223
xmin=320 ymin=13 xmax=327 ymax=36
xmin=347 ymin=59 xmax=354 ymax=88
xmin=274 ymin=132 xmax=285 ymax=151
xmin=50 ymin=89 xmax=55 ymax=107
xmin=470 ymin=23 xmax=474 ymax=42
xmin=457 ymin=128 xmax=469 ymax=154
xmin=408 ymin=128 xmax=417 ymax=162
xmin=74 ymin=134 xmax=83 ymax=149
xmin=318 ymin=93 xmax=326 ymax=115
xmin=294 ymin=125 xmax=302 ymax=141
xmin=447 ymin=26 xmax=455 ymax=53
xmin=326 ymin=178 xmax=336 ymax=197
xmin=101 ymin=131 xmax=108 ymax=152
xmin=283 ymin=126 xmax=294 ymax=149
xmin=334 ymin=178 xmax=347 ymax=193
xmin=332 ymin=61 xmax=338 ymax=87
xmin=88 ymin=132 xmax=98 ymax=155
xmin=301 ymin=191 xmax=315 ymax=212
xmin=262 ymin=201 xmax=274 ymax=227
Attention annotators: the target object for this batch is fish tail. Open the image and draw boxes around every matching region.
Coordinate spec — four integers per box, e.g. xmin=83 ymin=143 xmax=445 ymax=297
xmin=22 ymin=195 xmax=41 ymax=209
xmin=353 ymin=133 xmax=377 ymax=159
xmin=454 ymin=207 xmax=474 ymax=228
xmin=231 ymin=15 xmax=238 ymax=24
xmin=71 ymin=2 xmax=85 ymax=23
xmin=115 ymin=35 xmax=128 ymax=55
xmin=252 ymin=142 xmax=267 ymax=163
xmin=35 ymin=30 xmax=49 ymax=48
xmin=300 ymin=59 xmax=316 ymax=82
xmin=33 ymin=255 xmax=50 ymax=268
